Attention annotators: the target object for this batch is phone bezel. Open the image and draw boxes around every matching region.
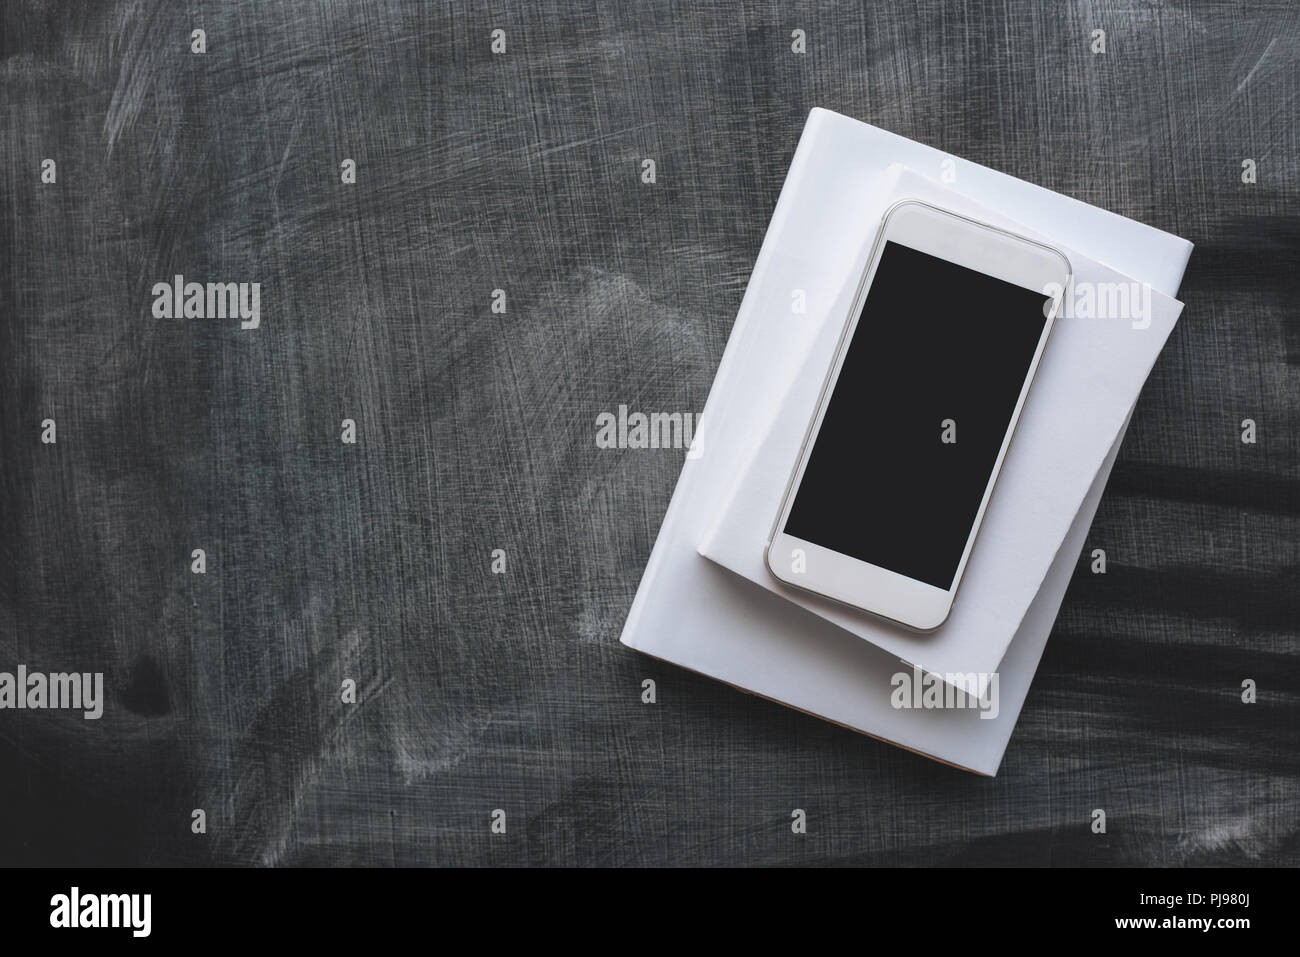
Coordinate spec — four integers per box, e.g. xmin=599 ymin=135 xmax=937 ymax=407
xmin=764 ymin=199 xmax=1072 ymax=632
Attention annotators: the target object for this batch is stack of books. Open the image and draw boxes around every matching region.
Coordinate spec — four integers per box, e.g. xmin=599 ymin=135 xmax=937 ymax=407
xmin=619 ymin=109 xmax=1192 ymax=775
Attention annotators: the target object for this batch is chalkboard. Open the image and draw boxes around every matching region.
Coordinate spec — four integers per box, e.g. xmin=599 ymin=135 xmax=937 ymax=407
xmin=1 ymin=1 xmax=1296 ymax=866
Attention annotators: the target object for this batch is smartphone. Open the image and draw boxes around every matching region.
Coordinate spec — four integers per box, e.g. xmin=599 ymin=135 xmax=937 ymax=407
xmin=765 ymin=200 xmax=1071 ymax=632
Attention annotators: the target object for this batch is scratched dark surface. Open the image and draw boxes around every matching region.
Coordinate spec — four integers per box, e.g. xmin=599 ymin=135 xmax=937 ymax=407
xmin=1 ymin=1 xmax=1297 ymax=867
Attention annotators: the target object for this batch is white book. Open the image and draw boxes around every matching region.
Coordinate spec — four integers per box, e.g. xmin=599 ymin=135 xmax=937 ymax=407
xmin=618 ymin=108 xmax=1193 ymax=775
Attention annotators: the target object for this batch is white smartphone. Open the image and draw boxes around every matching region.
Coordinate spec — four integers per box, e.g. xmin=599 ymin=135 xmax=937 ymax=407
xmin=765 ymin=200 xmax=1071 ymax=632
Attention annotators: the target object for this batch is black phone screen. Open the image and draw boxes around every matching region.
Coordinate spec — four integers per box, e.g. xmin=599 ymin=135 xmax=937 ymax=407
xmin=783 ymin=240 xmax=1051 ymax=590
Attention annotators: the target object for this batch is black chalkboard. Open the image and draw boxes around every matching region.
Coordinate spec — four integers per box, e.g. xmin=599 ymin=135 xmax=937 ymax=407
xmin=1 ymin=1 xmax=1296 ymax=866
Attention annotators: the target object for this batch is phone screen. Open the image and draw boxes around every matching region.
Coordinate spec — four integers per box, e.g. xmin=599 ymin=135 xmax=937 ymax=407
xmin=783 ymin=240 xmax=1052 ymax=590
